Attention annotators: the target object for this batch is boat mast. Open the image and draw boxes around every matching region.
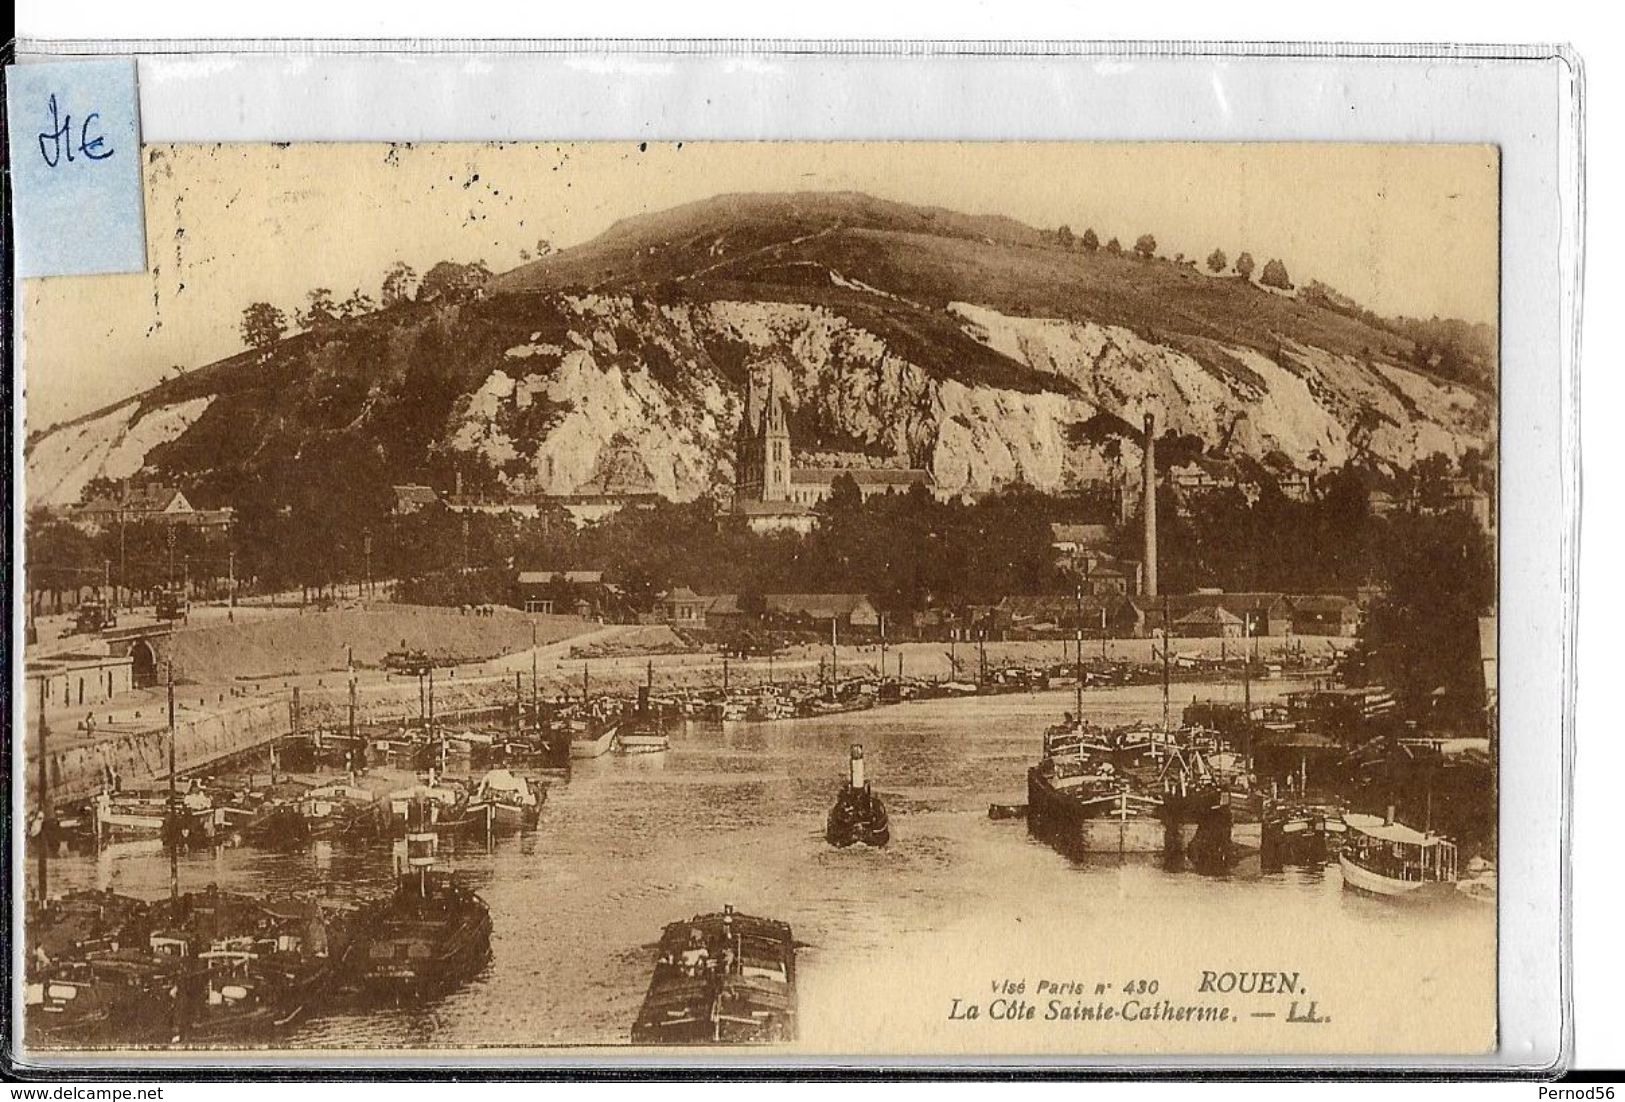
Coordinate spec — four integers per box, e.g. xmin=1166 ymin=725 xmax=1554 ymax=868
xmin=531 ymin=622 xmax=539 ymax=727
xmin=347 ymin=644 xmax=357 ymax=749
xmin=167 ymin=663 xmax=178 ymax=903
xmin=428 ymin=665 xmax=441 ymax=774
xmin=830 ymin=618 xmax=838 ymax=687
xmin=879 ymin=614 xmax=887 ymax=685
xmin=1161 ymin=595 xmax=1172 ymax=733
xmin=36 ymin=677 xmax=48 ymax=902
xmin=1074 ymin=628 xmax=1084 ymax=720
xmin=1242 ymin=615 xmax=1253 ymax=768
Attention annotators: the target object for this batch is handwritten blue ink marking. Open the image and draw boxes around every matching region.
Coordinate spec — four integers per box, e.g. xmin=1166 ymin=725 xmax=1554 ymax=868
xmin=37 ymin=93 xmax=117 ymax=167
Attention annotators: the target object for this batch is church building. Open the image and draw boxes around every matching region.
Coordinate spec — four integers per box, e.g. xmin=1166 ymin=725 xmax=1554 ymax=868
xmin=726 ymin=370 xmax=936 ymax=535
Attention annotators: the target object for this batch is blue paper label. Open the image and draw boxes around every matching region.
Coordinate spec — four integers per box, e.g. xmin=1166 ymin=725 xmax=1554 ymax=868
xmin=6 ymin=59 xmax=147 ymax=278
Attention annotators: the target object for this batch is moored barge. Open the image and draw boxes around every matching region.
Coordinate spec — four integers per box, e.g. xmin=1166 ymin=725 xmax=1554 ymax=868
xmin=631 ymin=905 xmax=797 ymax=1045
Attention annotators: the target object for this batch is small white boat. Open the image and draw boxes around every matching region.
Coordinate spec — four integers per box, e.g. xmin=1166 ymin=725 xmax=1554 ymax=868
xmin=617 ymin=730 xmax=670 ymax=754
xmin=1456 ymin=857 xmax=1497 ymax=904
xmin=569 ymin=722 xmax=618 ymax=759
xmin=1338 ymin=810 xmax=1459 ymax=898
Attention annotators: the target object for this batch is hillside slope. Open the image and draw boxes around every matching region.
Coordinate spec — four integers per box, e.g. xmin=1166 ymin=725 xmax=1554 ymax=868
xmin=25 ymin=192 xmax=1495 ymax=511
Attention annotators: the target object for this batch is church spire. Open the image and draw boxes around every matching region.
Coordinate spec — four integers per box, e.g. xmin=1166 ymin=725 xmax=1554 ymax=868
xmin=761 ymin=369 xmax=791 ymax=502
xmin=761 ymin=369 xmax=788 ymax=438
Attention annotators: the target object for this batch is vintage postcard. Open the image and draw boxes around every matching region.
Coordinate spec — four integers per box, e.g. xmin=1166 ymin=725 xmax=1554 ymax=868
xmin=17 ymin=141 xmax=1499 ymax=1060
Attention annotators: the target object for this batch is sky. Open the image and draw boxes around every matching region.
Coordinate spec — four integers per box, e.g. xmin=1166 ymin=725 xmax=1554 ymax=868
xmin=20 ymin=141 xmax=1499 ymax=429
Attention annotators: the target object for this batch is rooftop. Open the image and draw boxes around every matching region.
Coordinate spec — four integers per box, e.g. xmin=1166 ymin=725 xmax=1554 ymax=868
xmin=78 ymin=485 xmax=190 ymax=514
xmin=763 ymin=593 xmax=875 ymax=618
xmin=1174 ymin=605 xmax=1245 ymax=626
xmin=790 ymin=468 xmax=932 ymax=486
xmin=1289 ymin=594 xmax=1358 ymax=613
xmin=729 ymin=499 xmax=816 ymax=517
xmin=1049 ymin=522 xmax=1113 ymax=546
xmin=1343 ymin=812 xmax=1448 ymax=848
xmin=392 ymin=484 xmax=440 ymax=506
xmin=517 ymin=570 xmax=604 ymax=586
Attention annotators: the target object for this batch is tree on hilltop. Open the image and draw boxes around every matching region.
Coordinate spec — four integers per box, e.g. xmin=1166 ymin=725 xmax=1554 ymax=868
xmin=1056 ymin=225 xmax=1075 ymax=249
xmin=1081 ymin=228 xmax=1099 ymax=252
xmin=1105 ymin=237 xmax=1122 ymax=256
xmin=1234 ymin=251 xmax=1256 ymax=279
xmin=340 ymin=288 xmax=376 ymax=318
xmin=1133 ymin=234 xmax=1157 ymax=260
xmin=419 ymin=260 xmax=492 ymax=303
xmin=380 ymin=261 xmax=418 ymax=307
xmin=298 ymin=288 xmax=340 ymax=331
xmin=1260 ymin=258 xmax=1294 ymax=290
xmin=1206 ymin=248 xmax=1228 ymax=274
xmin=240 ymin=302 xmax=287 ymax=351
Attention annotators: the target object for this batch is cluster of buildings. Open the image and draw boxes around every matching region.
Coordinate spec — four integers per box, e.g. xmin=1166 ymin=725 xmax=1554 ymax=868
xmin=984 ymin=590 xmax=1360 ymax=640
xmin=54 ymin=483 xmax=235 ymax=536
xmin=1369 ymin=474 xmax=1495 ymax=533
xmin=509 ymin=564 xmax=1359 ymax=641
xmin=391 ymin=480 xmax=663 ymax=529
xmin=1048 ymin=523 xmax=1142 ymax=597
xmin=503 ymin=407 xmax=1361 ymax=641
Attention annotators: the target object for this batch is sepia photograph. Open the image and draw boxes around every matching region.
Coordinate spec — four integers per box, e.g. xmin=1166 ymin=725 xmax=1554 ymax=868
xmin=17 ymin=141 xmax=1500 ymax=1059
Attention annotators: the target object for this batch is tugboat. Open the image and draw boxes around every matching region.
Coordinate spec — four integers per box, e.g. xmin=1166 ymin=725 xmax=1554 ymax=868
xmin=631 ymin=905 xmax=797 ymax=1045
xmin=825 ymin=744 xmax=891 ymax=848
xmin=347 ymin=798 xmax=493 ymax=1000
xmin=1339 ymin=806 xmax=1459 ymax=898
xmin=618 ymin=682 xmax=672 ymax=755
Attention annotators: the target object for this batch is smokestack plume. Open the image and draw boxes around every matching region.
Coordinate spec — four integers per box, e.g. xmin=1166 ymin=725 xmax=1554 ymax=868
xmin=1142 ymin=413 xmax=1158 ymax=598
xmin=850 ymin=744 xmax=866 ymax=790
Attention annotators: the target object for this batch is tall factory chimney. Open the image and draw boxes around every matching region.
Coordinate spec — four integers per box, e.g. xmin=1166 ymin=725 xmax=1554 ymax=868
xmin=1142 ymin=412 xmax=1158 ymax=598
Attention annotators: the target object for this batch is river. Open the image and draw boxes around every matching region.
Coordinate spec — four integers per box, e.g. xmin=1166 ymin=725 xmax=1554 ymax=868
xmin=28 ymin=680 xmax=1497 ymax=1059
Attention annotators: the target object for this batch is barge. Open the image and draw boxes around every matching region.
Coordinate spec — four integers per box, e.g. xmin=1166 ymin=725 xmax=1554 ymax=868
xmin=631 ymin=905 xmax=797 ymax=1045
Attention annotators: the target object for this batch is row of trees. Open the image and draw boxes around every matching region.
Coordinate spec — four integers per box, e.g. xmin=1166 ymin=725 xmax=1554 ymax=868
xmin=28 ymin=459 xmax=1493 ymax=725
xmin=239 ymin=259 xmax=495 ymax=351
xmin=1051 ymin=225 xmax=1295 ymax=289
xmin=36 ymin=453 xmax=1485 ymax=616
xmin=25 ymin=515 xmax=228 ymax=609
